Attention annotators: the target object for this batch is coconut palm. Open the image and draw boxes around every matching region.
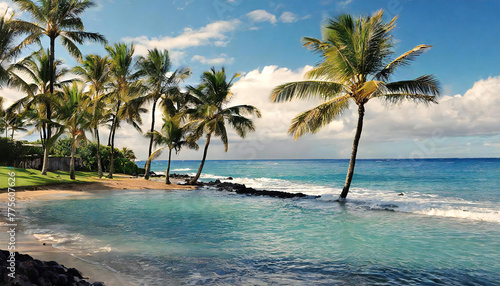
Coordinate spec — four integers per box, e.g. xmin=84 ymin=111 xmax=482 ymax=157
xmin=106 ymin=42 xmax=142 ymax=178
xmin=0 ymin=10 xmax=27 ymax=87
xmin=13 ymin=0 xmax=106 ymax=96
xmin=4 ymin=111 xmax=28 ymax=139
xmin=57 ymin=83 xmax=89 ymax=179
xmin=136 ymin=48 xmax=191 ymax=179
xmin=73 ymin=54 xmax=111 ymax=178
xmin=9 ymin=48 xmax=73 ymax=174
xmin=271 ymin=10 xmax=440 ymax=200
xmin=188 ymin=67 xmax=261 ymax=184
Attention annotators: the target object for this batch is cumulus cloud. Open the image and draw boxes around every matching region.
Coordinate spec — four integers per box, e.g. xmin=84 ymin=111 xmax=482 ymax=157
xmin=191 ymin=54 xmax=234 ymax=65
xmin=123 ymin=19 xmax=241 ymax=56
xmin=279 ymin=11 xmax=298 ymax=23
xmin=246 ymin=9 xmax=277 ymax=24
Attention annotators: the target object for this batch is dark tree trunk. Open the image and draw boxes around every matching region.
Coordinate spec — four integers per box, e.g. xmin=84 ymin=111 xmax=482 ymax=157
xmin=166 ymin=148 xmax=172 ymax=184
xmin=109 ymin=101 xmax=121 ymax=179
xmin=107 ymin=115 xmax=114 ymax=146
xmin=339 ymin=104 xmax=365 ymax=200
xmin=95 ymin=128 xmax=103 ymax=178
xmin=189 ymin=134 xmax=211 ymax=185
xmin=49 ymin=37 xmax=55 ymax=95
xmin=70 ymin=137 xmax=76 ymax=180
xmin=144 ymin=99 xmax=158 ymax=180
xmin=41 ymin=146 xmax=49 ymax=175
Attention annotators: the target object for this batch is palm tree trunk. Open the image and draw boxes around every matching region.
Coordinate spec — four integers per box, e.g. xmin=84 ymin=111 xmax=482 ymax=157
xmin=339 ymin=104 xmax=365 ymax=200
xmin=95 ymin=128 xmax=103 ymax=179
xmin=144 ymin=99 xmax=158 ymax=180
xmin=189 ymin=134 xmax=211 ymax=185
xmin=109 ymin=101 xmax=121 ymax=179
xmin=70 ymin=137 xmax=76 ymax=180
xmin=41 ymin=146 xmax=49 ymax=175
xmin=166 ymin=147 xmax=172 ymax=184
xmin=109 ymin=125 xmax=116 ymax=179
xmin=49 ymin=37 xmax=55 ymax=95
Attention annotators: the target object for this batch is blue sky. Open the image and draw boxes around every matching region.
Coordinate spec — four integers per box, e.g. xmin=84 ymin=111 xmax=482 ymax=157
xmin=1 ymin=0 xmax=499 ymax=160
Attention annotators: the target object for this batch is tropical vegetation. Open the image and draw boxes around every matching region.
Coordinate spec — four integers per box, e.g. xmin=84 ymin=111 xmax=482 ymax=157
xmin=271 ymin=10 xmax=440 ymax=199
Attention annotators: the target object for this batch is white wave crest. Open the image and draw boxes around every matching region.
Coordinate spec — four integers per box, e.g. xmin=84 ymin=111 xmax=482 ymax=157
xmin=172 ymin=168 xmax=191 ymax=171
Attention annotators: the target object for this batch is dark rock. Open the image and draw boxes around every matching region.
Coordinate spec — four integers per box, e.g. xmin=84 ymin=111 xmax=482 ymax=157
xmin=68 ymin=268 xmax=84 ymax=279
xmin=200 ymin=180 xmax=318 ymax=199
xmin=0 ymin=250 xmax=106 ymax=286
xmin=398 ymin=193 xmax=404 ymax=196
xmin=227 ymin=177 xmax=233 ymax=180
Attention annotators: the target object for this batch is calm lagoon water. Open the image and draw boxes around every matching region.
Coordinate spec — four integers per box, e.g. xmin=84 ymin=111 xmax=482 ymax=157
xmin=21 ymin=159 xmax=500 ymax=285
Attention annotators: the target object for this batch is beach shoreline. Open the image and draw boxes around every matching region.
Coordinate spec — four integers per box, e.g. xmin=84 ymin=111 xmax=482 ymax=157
xmin=0 ymin=177 xmax=195 ymax=285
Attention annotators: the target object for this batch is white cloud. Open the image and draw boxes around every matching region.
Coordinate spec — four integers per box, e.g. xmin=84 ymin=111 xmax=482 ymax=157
xmin=0 ymin=1 xmax=17 ymax=17
xmin=246 ymin=9 xmax=277 ymax=24
xmin=191 ymin=54 xmax=234 ymax=65
xmin=279 ymin=11 xmax=298 ymax=23
xmin=338 ymin=0 xmax=353 ymax=8
xmin=123 ymin=19 xmax=241 ymax=56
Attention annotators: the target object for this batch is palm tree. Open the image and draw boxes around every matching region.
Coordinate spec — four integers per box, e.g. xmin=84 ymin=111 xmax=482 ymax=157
xmin=9 ymin=48 xmax=73 ymax=174
xmin=270 ymin=10 xmax=440 ymax=200
xmin=0 ymin=11 xmax=26 ymax=87
xmin=136 ymin=48 xmax=191 ymax=179
xmin=0 ymin=96 xmax=7 ymax=137
xmin=121 ymin=147 xmax=136 ymax=161
xmin=188 ymin=67 xmax=261 ymax=184
xmin=57 ymin=83 xmax=89 ymax=179
xmin=4 ymin=111 xmax=28 ymax=139
xmin=13 ymin=0 xmax=106 ymax=96
xmin=73 ymin=54 xmax=110 ymax=178
xmin=106 ymin=42 xmax=142 ymax=178
xmin=148 ymin=113 xmax=198 ymax=184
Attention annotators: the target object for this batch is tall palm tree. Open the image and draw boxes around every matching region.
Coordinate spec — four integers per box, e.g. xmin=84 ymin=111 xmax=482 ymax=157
xmin=9 ymin=48 xmax=73 ymax=174
xmin=13 ymin=0 xmax=106 ymax=95
xmin=148 ymin=114 xmax=198 ymax=184
xmin=57 ymin=83 xmax=89 ymax=179
xmin=4 ymin=111 xmax=28 ymax=139
xmin=136 ymin=48 xmax=191 ymax=179
xmin=271 ymin=10 xmax=440 ymax=200
xmin=106 ymin=42 xmax=142 ymax=178
xmin=188 ymin=67 xmax=261 ymax=184
xmin=73 ymin=54 xmax=110 ymax=178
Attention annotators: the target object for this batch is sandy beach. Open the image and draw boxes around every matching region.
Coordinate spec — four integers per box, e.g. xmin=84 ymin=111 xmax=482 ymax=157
xmin=0 ymin=177 xmax=195 ymax=285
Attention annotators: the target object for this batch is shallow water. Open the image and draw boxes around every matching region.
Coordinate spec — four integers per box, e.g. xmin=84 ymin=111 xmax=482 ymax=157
xmin=20 ymin=159 xmax=500 ymax=285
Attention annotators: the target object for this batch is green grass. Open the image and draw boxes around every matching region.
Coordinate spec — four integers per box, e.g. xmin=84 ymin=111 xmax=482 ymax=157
xmin=0 ymin=167 xmax=99 ymax=189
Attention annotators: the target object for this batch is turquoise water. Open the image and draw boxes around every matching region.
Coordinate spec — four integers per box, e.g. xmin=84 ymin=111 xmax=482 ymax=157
xmin=20 ymin=159 xmax=500 ymax=285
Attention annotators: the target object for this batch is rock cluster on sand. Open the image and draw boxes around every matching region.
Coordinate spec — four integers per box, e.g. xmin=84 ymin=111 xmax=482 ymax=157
xmin=0 ymin=250 xmax=105 ymax=286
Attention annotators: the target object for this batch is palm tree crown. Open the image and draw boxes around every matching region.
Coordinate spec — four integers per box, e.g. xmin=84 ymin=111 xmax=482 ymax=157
xmin=271 ymin=10 xmax=440 ymax=199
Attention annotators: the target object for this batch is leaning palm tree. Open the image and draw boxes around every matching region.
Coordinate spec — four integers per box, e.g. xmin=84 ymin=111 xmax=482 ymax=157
xmin=73 ymin=54 xmax=111 ymax=178
xmin=188 ymin=67 xmax=261 ymax=184
xmin=136 ymin=48 xmax=191 ymax=179
xmin=106 ymin=42 xmax=143 ymax=178
xmin=147 ymin=114 xmax=198 ymax=184
xmin=57 ymin=83 xmax=90 ymax=180
xmin=13 ymin=0 xmax=106 ymax=96
xmin=271 ymin=10 xmax=440 ymax=200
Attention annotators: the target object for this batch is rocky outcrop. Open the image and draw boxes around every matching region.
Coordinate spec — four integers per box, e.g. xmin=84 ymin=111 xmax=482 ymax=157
xmin=0 ymin=250 xmax=105 ymax=286
xmin=203 ymin=180 xmax=319 ymax=199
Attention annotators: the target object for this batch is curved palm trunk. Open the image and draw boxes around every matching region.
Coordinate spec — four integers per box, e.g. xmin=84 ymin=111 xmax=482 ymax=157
xmin=109 ymin=101 xmax=121 ymax=179
xmin=166 ymin=147 xmax=172 ymax=184
xmin=41 ymin=147 xmax=49 ymax=175
xmin=145 ymin=99 xmax=158 ymax=180
xmin=189 ymin=134 xmax=211 ymax=185
xmin=95 ymin=128 xmax=103 ymax=178
xmin=69 ymin=137 xmax=76 ymax=180
xmin=339 ymin=104 xmax=365 ymax=200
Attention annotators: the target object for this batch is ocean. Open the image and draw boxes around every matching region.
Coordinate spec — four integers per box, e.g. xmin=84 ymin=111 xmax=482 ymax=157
xmin=20 ymin=158 xmax=500 ymax=285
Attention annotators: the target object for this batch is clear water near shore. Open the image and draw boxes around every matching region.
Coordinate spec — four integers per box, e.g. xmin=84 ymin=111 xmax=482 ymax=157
xmin=20 ymin=159 xmax=500 ymax=285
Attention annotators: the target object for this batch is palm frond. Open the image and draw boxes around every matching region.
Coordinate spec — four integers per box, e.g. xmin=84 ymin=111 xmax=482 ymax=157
xmin=271 ymin=80 xmax=344 ymax=102
xmin=288 ymin=95 xmax=350 ymax=140
xmin=376 ymin=45 xmax=432 ymax=80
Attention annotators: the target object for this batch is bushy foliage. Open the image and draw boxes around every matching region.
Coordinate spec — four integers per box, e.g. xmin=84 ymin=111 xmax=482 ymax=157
xmin=51 ymin=138 xmax=140 ymax=175
xmin=0 ymin=138 xmax=43 ymax=166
